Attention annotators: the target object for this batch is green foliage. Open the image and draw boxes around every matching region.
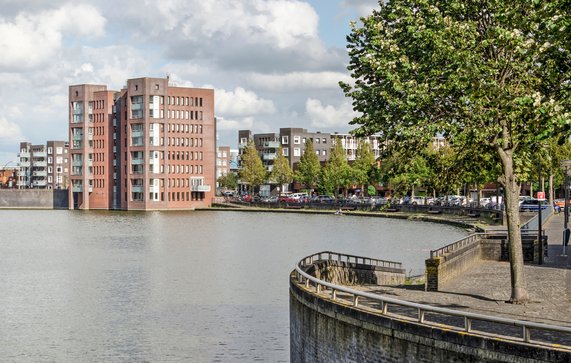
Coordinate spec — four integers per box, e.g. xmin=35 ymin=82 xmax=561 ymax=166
xmin=239 ymin=141 xmax=266 ymax=193
xmin=217 ymin=173 xmax=238 ymax=190
xmin=295 ymin=139 xmax=321 ymax=189
xmin=352 ymin=141 xmax=380 ymax=195
xmin=320 ymin=141 xmax=352 ymax=197
xmin=270 ymin=147 xmax=294 ymax=187
xmin=341 ymin=0 xmax=571 ymax=302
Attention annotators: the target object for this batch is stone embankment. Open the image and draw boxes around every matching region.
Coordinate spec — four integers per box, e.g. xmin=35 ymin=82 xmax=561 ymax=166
xmin=290 ymin=213 xmax=571 ymax=362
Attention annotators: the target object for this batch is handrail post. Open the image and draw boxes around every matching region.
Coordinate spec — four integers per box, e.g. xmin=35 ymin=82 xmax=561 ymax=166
xmin=418 ymin=309 xmax=425 ymax=323
xmin=523 ymin=326 xmax=531 ymax=343
xmin=331 ymin=289 xmax=336 ymax=300
xmin=353 ymin=295 xmax=359 ymax=307
xmin=464 ymin=317 xmax=472 ymax=332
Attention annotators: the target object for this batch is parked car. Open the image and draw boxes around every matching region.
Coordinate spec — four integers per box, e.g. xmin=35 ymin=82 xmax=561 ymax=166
xmin=519 ymin=199 xmax=548 ymax=212
xmin=410 ymin=196 xmax=426 ymax=205
xmin=312 ymin=195 xmax=336 ymax=203
xmin=554 ymin=199 xmax=571 ymax=209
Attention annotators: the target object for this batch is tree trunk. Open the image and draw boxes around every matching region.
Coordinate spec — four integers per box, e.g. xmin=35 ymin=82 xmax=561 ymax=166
xmin=549 ymin=174 xmax=554 ymax=204
xmin=498 ymin=148 xmax=529 ymax=303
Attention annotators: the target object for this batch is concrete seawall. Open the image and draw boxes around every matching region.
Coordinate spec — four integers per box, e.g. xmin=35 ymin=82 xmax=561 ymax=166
xmin=290 ymin=277 xmax=569 ymax=362
xmin=0 ymin=189 xmax=68 ymax=209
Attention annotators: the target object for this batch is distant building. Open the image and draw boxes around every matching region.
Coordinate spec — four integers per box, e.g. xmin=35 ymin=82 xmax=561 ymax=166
xmin=46 ymin=141 xmax=69 ymax=189
xmin=0 ymin=167 xmax=17 ymax=188
xmin=17 ymin=141 xmax=68 ymax=189
xmin=238 ymin=128 xmax=385 ymax=171
xmin=216 ymin=146 xmax=231 ymax=180
xmin=68 ymin=76 xmax=215 ymax=210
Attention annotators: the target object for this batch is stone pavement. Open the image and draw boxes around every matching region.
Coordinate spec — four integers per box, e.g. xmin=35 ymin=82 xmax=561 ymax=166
xmin=355 ymin=212 xmax=571 ymax=346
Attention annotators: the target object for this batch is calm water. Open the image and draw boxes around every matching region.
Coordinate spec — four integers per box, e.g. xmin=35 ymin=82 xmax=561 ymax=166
xmin=0 ymin=210 xmax=466 ymax=362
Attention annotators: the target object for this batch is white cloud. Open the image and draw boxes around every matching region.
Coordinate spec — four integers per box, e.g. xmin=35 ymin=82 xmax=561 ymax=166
xmin=305 ymin=98 xmax=357 ymax=128
xmin=248 ymin=71 xmax=352 ymax=91
xmin=216 ymin=87 xmax=276 ymax=116
xmin=0 ymin=117 xmax=25 ymax=143
xmin=0 ymin=4 xmax=106 ymax=71
xmin=340 ymin=0 xmax=378 ymax=18
xmin=217 ymin=116 xmax=255 ymax=131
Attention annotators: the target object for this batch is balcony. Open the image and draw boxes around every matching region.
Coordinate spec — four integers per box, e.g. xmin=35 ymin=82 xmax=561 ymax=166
xmin=73 ymin=134 xmax=83 ymax=141
xmin=32 ymin=180 xmax=47 ymax=187
xmin=263 ymin=153 xmax=276 ymax=161
xmin=72 ymin=185 xmax=83 ymax=192
xmin=264 ymin=141 xmax=280 ymax=148
xmin=72 ymin=159 xmax=83 ymax=167
xmin=34 ymin=152 xmax=47 ymax=158
xmin=19 ymin=152 xmax=30 ymax=158
xmin=131 ymin=185 xmax=144 ymax=193
xmin=33 ymin=170 xmax=47 ymax=177
xmin=131 ymin=130 xmax=144 ymax=138
xmin=191 ymin=184 xmax=211 ymax=192
xmin=34 ymin=161 xmax=48 ymax=167
xmin=131 ymin=158 xmax=144 ymax=165
xmin=19 ymin=161 xmax=30 ymax=167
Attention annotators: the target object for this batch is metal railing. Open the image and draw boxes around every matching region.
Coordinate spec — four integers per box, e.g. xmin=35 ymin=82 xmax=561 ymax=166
xmin=294 ymin=252 xmax=571 ymax=348
xmin=300 ymin=251 xmax=402 ymax=270
xmin=430 ymin=233 xmax=482 ymax=258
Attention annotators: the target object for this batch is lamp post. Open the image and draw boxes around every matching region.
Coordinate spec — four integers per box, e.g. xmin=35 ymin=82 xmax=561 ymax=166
xmin=537 ymin=158 xmax=543 ymax=265
xmin=560 ymin=160 xmax=571 ymax=255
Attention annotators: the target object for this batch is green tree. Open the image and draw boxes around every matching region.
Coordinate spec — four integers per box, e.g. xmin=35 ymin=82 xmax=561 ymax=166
xmin=270 ymin=147 xmax=294 ymax=192
xmin=320 ymin=141 xmax=352 ymax=198
xmin=217 ymin=173 xmax=238 ymax=191
xmin=239 ymin=141 xmax=266 ymax=194
xmin=352 ymin=141 xmax=379 ymax=195
xmin=296 ymin=139 xmax=322 ymax=191
xmin=341 ymin=1 xmax=571 ymax=303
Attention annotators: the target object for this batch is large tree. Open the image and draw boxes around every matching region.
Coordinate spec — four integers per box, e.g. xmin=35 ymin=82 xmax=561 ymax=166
xmin=352 ymin=141 xmax=379 ymax=195
xmin=239 ymin=141 xmax=266 ymax=194
xmin=320 ymin=141 xmax=352 ymax=198
xmin=341 ymin=0 xmax=570 ymax=303
xmin=270 ymin=147 xmax=294 ymax=192
xmin=296 ymin=139 xmax=321 ymax=191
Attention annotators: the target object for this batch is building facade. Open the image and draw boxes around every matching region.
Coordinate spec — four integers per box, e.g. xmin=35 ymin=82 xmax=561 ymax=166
xmin=68 ymin=77 xmax=215 ymax=210
xmin=17 ymin=141 xmax=69 ymax=189
xmin=238 ymin=128 xmax=384 ymax=171
xmin=46 ymin=141 xmax=69 ymax=189
xmin=216 ymin=146 xmax=231 ymax=180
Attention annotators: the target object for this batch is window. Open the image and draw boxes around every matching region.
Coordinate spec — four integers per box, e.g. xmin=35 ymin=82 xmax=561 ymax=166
xmin=282 ymin=136 xmax=289 ymax=144
xmin=315 ymin=138 xmax=320 ymax=144
xmin=322 ymin=138 xmax=327 ymax=143
xmin=293 ymin=148 xmax=301 ymax=157
xmin=155 ymin=84 xmax=159 ymax=90
xmin=322 ymin=150 xmax=326 ymax=156
xmin=293 ymin=136 xmax=301 ymax=144
xmin=283 ymin=148 xmax=289 ymax=156
xmin=47 ymin=147 xmax=53 ymax=154
xmin=131 ymin=96 xmax=143 ymax=118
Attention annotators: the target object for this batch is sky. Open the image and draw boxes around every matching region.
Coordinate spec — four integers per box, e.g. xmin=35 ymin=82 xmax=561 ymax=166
xmin=0 ymin=0 xmax=380 ymax=165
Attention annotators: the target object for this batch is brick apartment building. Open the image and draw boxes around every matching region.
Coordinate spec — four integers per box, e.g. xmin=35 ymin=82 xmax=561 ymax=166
xmin=68 ymin=76 xmax=215 ymax=210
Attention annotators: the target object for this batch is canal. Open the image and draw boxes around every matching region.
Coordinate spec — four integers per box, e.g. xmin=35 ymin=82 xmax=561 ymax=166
xmin=0 ymin=210 xmax=467 ymax=362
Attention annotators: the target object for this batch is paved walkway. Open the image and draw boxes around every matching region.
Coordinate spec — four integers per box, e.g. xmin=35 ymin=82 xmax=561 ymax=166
xmin=352 ymin=212 xmax=571 ymax=346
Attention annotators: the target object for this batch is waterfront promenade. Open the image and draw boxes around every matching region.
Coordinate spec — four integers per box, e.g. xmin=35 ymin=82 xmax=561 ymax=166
xmin=355 ymin=212 xmax=571 ymax=345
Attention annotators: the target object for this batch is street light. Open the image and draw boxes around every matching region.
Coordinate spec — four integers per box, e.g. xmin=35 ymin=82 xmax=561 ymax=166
xmin=560 ymin=160 xmax=571 ymax=255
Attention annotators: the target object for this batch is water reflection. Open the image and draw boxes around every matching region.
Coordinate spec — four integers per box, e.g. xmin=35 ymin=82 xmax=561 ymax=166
xmin=0 ymin=210 xmax=466 ymax=361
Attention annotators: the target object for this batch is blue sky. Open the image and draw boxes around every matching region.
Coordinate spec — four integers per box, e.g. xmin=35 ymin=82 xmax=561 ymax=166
xmin=0 ymin=0 xmax=379 ymax=165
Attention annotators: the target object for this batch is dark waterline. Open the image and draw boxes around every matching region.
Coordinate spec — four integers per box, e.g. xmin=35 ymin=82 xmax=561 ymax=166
xmin=0 ymin=210 xmax=467 ymax=362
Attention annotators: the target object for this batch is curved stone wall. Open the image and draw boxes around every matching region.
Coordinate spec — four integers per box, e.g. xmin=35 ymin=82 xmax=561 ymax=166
xmin=289 ymin=275 xmax=570 ymax=363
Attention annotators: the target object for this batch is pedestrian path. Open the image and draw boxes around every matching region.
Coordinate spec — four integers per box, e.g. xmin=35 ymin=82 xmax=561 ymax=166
xmin=355 ymin=211 xmax=571 ymax=346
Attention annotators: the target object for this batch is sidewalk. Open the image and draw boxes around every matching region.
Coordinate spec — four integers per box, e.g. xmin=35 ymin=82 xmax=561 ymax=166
xmin=358 ymin=212 xmax=571 ymax=344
